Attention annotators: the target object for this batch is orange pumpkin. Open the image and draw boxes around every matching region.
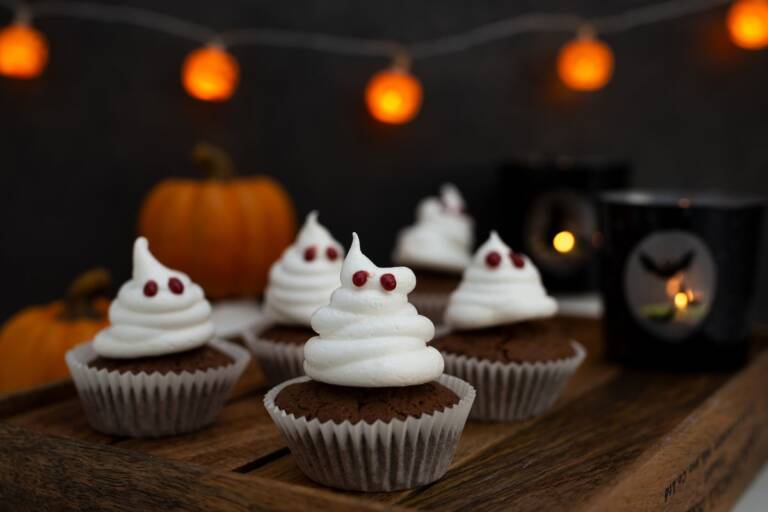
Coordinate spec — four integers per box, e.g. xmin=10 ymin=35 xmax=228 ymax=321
xmin=0 ymin=268 xmax=110 ymax=394
xmin=138 ymin=143 xmax=296 ymax=298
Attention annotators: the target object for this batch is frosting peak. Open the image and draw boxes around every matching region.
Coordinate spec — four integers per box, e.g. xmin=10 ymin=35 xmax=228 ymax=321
xmin=93 ymin=237 xmax=214 ymax=359
xmin=444 ymin=231 xmax=558 ymax=330
xmin=132 ymin=237 xmax=168 ymax=283
xmin=304 ymin=233 xmax=444 ymax=387
xmin=264 ymin=211 xmax=344 ymax=326
xmin=393 ymin=184 xmax=474 ymax=273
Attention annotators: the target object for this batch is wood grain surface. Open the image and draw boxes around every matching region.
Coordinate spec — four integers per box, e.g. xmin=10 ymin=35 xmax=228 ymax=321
xmin=1 ymin=318 xmax=766 ymax=511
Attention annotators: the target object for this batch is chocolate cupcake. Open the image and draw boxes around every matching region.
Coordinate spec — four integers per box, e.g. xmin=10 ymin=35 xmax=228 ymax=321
xmin=392 ymin=184 xmax=474 ymax=322
xmin=247 ymin=211 xmax=343 ymax=385
xmin=433 ymin=231 xmax=586 ymax=422
xmin=265 ymin=233 xmax=475 ymax=492
xmin=66 ymin=237 xmax=250 ymax=438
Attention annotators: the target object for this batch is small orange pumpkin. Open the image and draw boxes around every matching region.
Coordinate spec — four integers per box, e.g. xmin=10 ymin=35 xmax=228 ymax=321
xmin=0 ymin=268 xmax=111 ymax=394
xmin=138 ymin=143 xmax=296 ymax=298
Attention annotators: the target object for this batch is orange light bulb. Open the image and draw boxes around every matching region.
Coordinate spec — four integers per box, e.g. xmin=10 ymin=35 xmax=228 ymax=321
xmin=182 ymin=45 xmax=239 ymax=102
xmin=365 ymin=68 xmax=423 ymax=124
xmin=0 ymin=23 xmax=48 ymax=79
xmin=557 ymin=34 xmax=614 ymax=91
xmin=727 ymin=0 xmax=768 ymax=49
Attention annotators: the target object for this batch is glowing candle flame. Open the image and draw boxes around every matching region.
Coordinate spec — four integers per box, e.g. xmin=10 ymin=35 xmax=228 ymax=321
xmin=552 ymin=230 xmax=576 ymax=254
xmin=673 ymin=291 xmax=690 ymax=310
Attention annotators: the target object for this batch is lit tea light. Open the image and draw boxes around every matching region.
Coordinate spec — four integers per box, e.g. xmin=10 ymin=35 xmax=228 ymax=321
xmin=673 ymin=291 xmax=690 ymax=310
xmin=552 ymin=230 xmax=576 ymax=254
xmin=667 ymin=274 xmax=697 ymax=312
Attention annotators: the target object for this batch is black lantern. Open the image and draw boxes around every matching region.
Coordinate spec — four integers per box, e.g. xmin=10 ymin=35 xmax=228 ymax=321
xmin=494 ymin=156 xmax=630 ymax=292
xmin=599 ymin=191 xmax=765 ymax=370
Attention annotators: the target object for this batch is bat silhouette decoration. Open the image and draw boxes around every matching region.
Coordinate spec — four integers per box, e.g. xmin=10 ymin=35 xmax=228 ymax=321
xmin=639 ymin=250 xmax=695 ymax=279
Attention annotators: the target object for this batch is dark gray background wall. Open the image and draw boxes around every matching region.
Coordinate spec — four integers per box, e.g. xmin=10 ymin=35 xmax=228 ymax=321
xmin=1 ymin=0 xmax=766 ymax=321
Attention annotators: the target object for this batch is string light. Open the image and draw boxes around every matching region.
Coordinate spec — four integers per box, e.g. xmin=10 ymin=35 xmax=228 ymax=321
xmin=557 ymin=26 xmax=614 ymax=91
xmin=0 ymin=7 xmax=48 ymax=79
xmin=365 ymin=55 xmax=422 ymax=125
xmin=181 ymin=44 xmax=239 ymax=101
xmin=727 ymin=0 xmax=768 ymax=49
xmin=0 ymin=0 xmax=742 ymax=113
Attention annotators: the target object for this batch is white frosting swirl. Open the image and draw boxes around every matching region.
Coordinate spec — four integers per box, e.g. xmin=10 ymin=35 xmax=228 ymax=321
xmin=445 ymin=231 xmax=558 ymax=330
xmin=264 ymin=211 xmax=344 ymax=326
xmin=393 ymin=184 xmax=474 ymax=273
xmin=304 ymin=233 xmax=444 ymax=387
xmin=93 ymin=237 xmax=214 ymax=358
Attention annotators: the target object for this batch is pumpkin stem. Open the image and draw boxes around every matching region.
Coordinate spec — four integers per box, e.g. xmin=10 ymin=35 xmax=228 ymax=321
xmin=192 ymin=142 xmax=236 ymax=180
xmin=60 ymin=268 xmax=111 ymax=320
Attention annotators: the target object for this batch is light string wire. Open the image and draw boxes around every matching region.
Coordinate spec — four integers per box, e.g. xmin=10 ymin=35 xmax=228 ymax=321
xmin=0 ymin=0 xmax=734 ymax=61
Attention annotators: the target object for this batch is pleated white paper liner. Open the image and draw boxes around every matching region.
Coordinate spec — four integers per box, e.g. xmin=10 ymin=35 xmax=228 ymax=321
xmin=410 ymin=292 xmax=450 ymax=325
xmin=66 ymin=338 xmax=251 ymax=438
xmin=441 ymin=341 xmax=586 ymax=422
xmin=244 ymin=331 xmax=306 ymax=386
xmin=264 ymin=374 xmax=476 ymax=492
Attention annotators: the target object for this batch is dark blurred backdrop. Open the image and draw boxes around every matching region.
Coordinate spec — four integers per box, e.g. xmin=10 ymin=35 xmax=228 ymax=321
xmin=1 ymin=0 xmax=766 ymax=321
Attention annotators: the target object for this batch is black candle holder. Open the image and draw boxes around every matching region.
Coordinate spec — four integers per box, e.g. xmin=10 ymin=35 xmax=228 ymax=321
xmin=495 ymin=156 xmax=630 ymax=292
xmin=599 ymin=190 xmax=765 ymax=370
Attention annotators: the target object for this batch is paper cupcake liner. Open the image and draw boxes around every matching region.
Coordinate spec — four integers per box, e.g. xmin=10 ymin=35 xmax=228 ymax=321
xmin=65 ymin=339 xmax=251 ymax=438
xmin=410 ymin=292 xmax=449 ymax=325
xmin=441 ymin=341 xmax=586 ymax=422
xmin=244 ymin=333 xmax=305 ymax=386
xmin=264 ymin=374 xmax=476 ymax=492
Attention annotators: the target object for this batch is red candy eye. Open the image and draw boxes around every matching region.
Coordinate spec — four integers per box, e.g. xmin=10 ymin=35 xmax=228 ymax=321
xmin=326 ymin=246 xmax=339 ymax=261
xmin=380 ymin=273 xmax=397 ymax=291
xmin=510 ymin=251 xmax=525 ymax=268
xmin=303 ymin=246 xmax=317 ymax=261
xmin=352 ymin=270 xmax=368 ymax=287
xmin=168 ymin=277 xmax=184 ymax=294
xmin=485 ymin=251 xmax=502 ymax=268
xmin=143 ymin=280 xmax=158 ymax=297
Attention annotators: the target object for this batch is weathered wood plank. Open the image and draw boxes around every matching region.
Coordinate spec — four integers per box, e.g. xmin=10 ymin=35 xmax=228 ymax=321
xmin=117 ymin=395 xmax=285 ymax=472
xmin=395 ymin=370 xmax=730 ymax=511
xmin=6 ymin=396 xmax=114 ymax=444
xmin=0 ymin=422 xmax=400 ymax=512
xmin=582 ymin=350 xmax=768 ymax=512
xmin=0 ymin=378 xmax=76 ymax=420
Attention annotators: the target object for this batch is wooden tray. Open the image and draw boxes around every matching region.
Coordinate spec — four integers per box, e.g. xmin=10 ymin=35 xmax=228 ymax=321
xmin=2 ymin=317 xmax=767 ymax=511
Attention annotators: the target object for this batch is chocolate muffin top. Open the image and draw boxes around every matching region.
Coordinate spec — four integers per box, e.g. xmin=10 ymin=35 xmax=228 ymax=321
xmin=275 ymin=380 xmax=460 ymax=424
xmin=88 ymin=344 xmax=233 ymax=375
xmin=259 ymin=325 xmax=315 ymax=345
xmin=433 ymin=321 xmax=575 ymax=364
xmin=413 ymin=270 xmax=462 ymax=295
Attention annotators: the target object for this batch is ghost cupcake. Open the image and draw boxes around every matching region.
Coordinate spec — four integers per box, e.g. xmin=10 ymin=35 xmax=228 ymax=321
xmin=433 ymin=231 xmax=586 ymax=422
xmin=65 ymin=237 xmax=250 ymax=438
xmin=392 ymin=183 xmax=474 ymax=322
xmin=246 ymin=211 xmax=343 ymax=385
xmin=264 ymin=233 xmax=475 ymax=492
